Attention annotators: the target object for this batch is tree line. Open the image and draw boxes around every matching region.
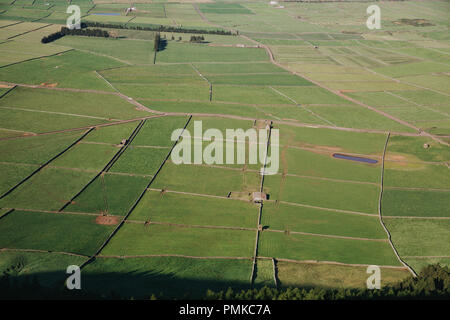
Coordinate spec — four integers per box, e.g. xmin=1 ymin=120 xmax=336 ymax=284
xmin=0 ymin=264 xmax=449 ymax=300
xmin=83 ymin=21 xmax=233 ymax=36
xmin=41 ymin=27 xmax=109 ymax=44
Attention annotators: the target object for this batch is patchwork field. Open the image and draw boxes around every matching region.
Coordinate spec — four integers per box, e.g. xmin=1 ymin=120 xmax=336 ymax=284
xmin=0 ymin=0 xmax=448 ymax=299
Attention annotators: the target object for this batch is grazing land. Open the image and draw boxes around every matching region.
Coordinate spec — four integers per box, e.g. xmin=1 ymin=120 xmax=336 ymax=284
xmin=0 ymin=0 xmax=448 ymax=299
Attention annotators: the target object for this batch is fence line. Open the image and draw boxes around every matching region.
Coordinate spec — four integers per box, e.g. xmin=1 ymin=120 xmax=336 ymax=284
xmin=79 ymin=115 xmax=192 ymax=270
xmin=58 ymin=120 xmax=145 ymax=212
xmin=377 ymin=132 xmax=417 ymax=277
xmin=0 ymin=127 xmax=95 ymax=200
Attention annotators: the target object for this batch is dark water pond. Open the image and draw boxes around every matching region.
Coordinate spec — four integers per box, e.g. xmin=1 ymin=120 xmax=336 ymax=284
xmin=332 ymin=153 xmax=378 ymax=164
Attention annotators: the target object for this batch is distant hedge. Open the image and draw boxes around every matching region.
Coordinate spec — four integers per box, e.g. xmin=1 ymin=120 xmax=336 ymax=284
xmin=41 ymin=27 xmax=109 ymax=43
xmin=83 ymin=21 xmax=233 ymax=36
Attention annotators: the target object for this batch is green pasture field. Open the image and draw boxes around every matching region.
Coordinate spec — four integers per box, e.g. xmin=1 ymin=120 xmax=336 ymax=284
xmin=83 ymin=122 xmax=139 ymax=144
xmin=212 ymin=85 xmax=294 ymax=105
xmin=389 ymin=90 xmax=449 ymax=107
xmin=130 ymin=190 xmax=258 ymax=228
xmin=198 ymin=3 xmax=253 ymax=15
xmin=0 ymin=251 xmax=86 ymax=287
xmin=281 ymin=147 xmax=381 ymax=183
xmin=264 ymin=174 xmax=379 ymax=214
xmin=0 ymin=167 xmax=96 ymax=210
xmin=276 ymin=124 xmax=387 ymax=156
xmin=258 ymin=231 xmax=400 ymax=266
xmin=153 ymin=162 xmax=261 ymax=197
xmin=208 ymin=74 xmax=311 ymax=86
xmin=100 ymin=64 xmax=198 ymax=81
xmin=156 ymin=43 xmax=269 ymax=63
xmin=0 ymin=87 xmax=148 ymax=120
xmin=271 ymin=86 xmax=350 ymax=105
xmin=82 ymin=256 xmax=252 ymax=298
xmin=0 ymin=130 xmax=82 ymax=164
xmin=254 ymin=259 xmax=275 ymax=288
xmin=0 ymin=163 xmax=37 ymax=195
xmin=306 ymin=105 xmax=415 ymax=132
xmin=54 ymin=37 xmax=154 ymax=65
xmin=276 ymin=262 xmax=410 ymax=289
xmin=404 ymin=258 xmax=450 ymax=274
xmin=0 ymin=21 xmax=48 ymax=39
xmin=384 ymin=218 xmax=450 ymax=258
xmin=143 ymin=101 xmax=268 ymax=119
xmin=382 ymin=189 xmax=450 ymax=218
xmin=109 ymin=147 xmax=167 ymax=175
xmin=0 ymin=210 xmax=114 ymax=255
xmin=12 ymin=24 xmax=62 ymax=43
xmin=261 ymin=202 xmax=385 ymax=239
xmin=0 ymin=50 xmax=126 ymax=91
xmin=193 ymin=62 xmax=288 ymax=75
xmin=131 ymin=116 xmax=189 ymax=147
xmin=118 ymin=83 xmax=210 ymax=101
xmin=256 ymin=105 xmax=327 ymax=124
xmin=377 ymin=106 xmax=444 ymax=123
xmin=101 ymin=223 xmax=255 ymax=257
xmin=384 ymin=164 xmax=450 ymax=189
xmin=386 ymin=135 xmax=450 ymax=162
xmin=0 ymin=107 xmax=109 ymax=133
xmin=51 ymin=143 xmax=118 ymax=171
xmin=66 ymin=173 xmax=149 ymax=215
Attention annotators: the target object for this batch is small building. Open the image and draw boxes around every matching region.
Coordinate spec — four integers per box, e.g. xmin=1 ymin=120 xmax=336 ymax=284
xmin=252 ymin=192 xmax=267 ymax=203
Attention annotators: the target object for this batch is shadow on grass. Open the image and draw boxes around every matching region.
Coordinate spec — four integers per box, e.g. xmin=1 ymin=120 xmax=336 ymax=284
xmin=0 ymin=269 xmax=253 ymax=299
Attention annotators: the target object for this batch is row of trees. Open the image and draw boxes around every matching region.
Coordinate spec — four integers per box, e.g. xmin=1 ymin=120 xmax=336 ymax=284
xmin=41 ymin=27 xmax=109 ymax=43
xmin=0 ymin=264 xmax=449 ymax=300
xmin=83 ymin=21 xmax=233 ymax=36
xmin=189 ymin=35 xmax=205 ymax=43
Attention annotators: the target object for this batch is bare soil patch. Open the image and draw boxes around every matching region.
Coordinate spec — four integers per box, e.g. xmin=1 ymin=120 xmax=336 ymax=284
xmin=95 ymin=215 xmax=119 ymax=226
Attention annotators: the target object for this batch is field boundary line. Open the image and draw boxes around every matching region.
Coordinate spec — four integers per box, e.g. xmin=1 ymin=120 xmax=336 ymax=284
xmin=0 ymin=84 xmax=16 ymax=99
xmin=97 ymin=254 xmax=252 ymax=261
xmin=7 ymin=23 xmax=54 ymax=40
xmin=190 ymin=63 xmax=212 ymax=101
xmin=0 ymin=21 xmax=24 ymax=29
xmin=126 ymin=220 xmax=256 ymax=232
xmin=250 ymin=120 xmax=272 ymax=287
xmin=257 ymin=256 xmax=408 ymax=270
xmin=0 ymin=105 xmax=122 ymax=121
xmin=3 ymin=207 xmax=111 ymax=218
xmin=402 ymin=255 xmax=450 ymax=259
xmin=269 ymin=86 xmax=337 ymax=126
xmin=94 ymin=70 xmax=120 ymax=92
xmin=384 ymin=186 xmax=450 ymax=192
xmin=266 ymin=229 xmax=387 ymax=243
xmin=79 ymin=115 xmax=192 ymax=269
xmin=383 ymin=215 xmax=450 ymax=220
xmin=147 ymin=188 xmax=232 ymax=201
xmin=58 ymin=119 xmax=146 ymax=212
xmin=0 ymin=247 xmax=90 ymax=258
xmin=0 ymin=127 xmax=94 ymax=200
xmin=0 ymin=48 xmax=75 ymax=70
xmin=0 ymin=114 xmax=164 ymax=142
xmin=0 ymin=208 xmax=14 ymax=220
xmin=278 ymin=200 xmax=378 ymax=217
xmin=377 ymin=132 xmax=417 ymax=277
